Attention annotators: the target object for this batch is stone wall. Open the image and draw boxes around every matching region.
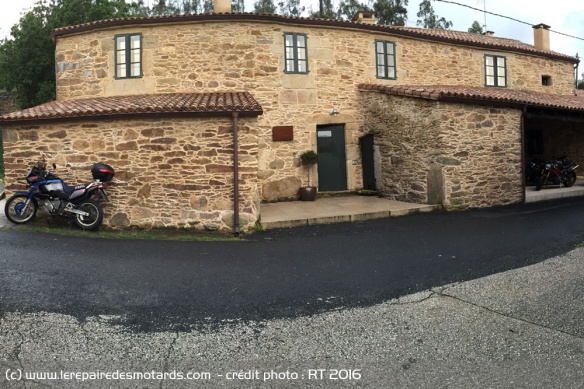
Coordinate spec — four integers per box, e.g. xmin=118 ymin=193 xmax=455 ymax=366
xmin=53 ymin=19 xmax=576 ymax=200
xmin=0 ymin=92 xmax=18 ymax=115
xmin=2 ymin=117 xmax=259 ymax=231
xmin=360 ymin=92 xmax=523 ymax=209
xmin=55 ymin=21 xmax=576 ymax=100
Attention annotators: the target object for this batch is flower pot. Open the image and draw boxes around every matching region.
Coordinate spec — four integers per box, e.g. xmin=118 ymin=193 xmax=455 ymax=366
xmin=299 ymin=186 xmax=317 ymax=201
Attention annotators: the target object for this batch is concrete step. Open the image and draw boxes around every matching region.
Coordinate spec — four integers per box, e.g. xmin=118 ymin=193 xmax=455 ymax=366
xmin=260 ymin=196 xmax=439 ymax=229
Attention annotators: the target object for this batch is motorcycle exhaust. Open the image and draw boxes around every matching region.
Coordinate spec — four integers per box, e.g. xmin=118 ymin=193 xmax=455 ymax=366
xmin=62 ymin=207 xmax=90 ymax=217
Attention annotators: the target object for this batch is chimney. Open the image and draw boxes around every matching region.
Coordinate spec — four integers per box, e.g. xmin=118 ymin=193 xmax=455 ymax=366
xmin=483 ymin=31 xmax=494 ymax=37
xmin=533 ymin=23 xmax=551 ymax=51
xmin=352 ymin=11 xmax=376 ymax=25
xmin=214 ymin=0 xmax=231 ymax=13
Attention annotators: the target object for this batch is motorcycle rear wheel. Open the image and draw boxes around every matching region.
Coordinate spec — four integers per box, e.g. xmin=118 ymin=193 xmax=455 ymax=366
xmin=4 ymin=194 xmax=37 ymax=224
xmin=562 ymin=171 xmax=577 ymax=188
xmin=72 ymin=200 xmax=103 ymax=231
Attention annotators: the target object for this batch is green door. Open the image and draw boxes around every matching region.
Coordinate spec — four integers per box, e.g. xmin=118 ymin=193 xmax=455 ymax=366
xmin=317 ymin=125 xmax=347 ymax=191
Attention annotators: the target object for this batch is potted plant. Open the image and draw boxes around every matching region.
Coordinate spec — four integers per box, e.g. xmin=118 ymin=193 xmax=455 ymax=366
xmin=299 ymin=150 xmax=318 ymax=201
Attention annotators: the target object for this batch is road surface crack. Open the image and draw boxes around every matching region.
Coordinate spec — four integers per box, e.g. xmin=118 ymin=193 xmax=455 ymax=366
xmin=159 ymin=331 xmax=179 ymax=389
xmin=436 ymin=291 xmax=584 ymax=341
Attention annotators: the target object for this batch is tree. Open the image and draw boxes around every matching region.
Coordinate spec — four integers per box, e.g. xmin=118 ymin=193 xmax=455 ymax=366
xmin=468 ymin=20 xmax=483 ymax=34
xmin=336 ymin=0 xmax=372 ymax=21
xmin=278 ymin=0 xmax=305 ymax=17
xmin=231 ymin=0 xmax=245 ymax=12
xmin=0 ymin=2 xmax=57 ymax=109
xmin=374 ymin=0 xmax=408 ymax=26
xmin=310 ymin=0 xmax=336 ymax=19
xmin=150 ymin=0 xmax=179 ymax=16
xmin=577 ymin=73 xmax=584 ymax=90
xmin=254 ymin=0 xmax=277 ymax=14
xmin=0 ymin=0 xmax=140 ymax=109
xmin=416 ymin=0 xmax=452 ymax=29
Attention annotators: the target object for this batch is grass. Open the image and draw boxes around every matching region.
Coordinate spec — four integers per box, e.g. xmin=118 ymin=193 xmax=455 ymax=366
xmin=254 ymin=220 xmax=265 ymax=232
xmin=8 ymin=224 xmax=242 ymax=242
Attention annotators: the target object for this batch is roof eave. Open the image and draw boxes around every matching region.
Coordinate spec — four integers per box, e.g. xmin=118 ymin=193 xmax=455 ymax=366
xmin=0 ymin=109 xmax=263 ymax=126
xmin=358 ymin=84 xmax=584 ymax=114
xmin=429 ymin=95 xmax=584 ymax=113
xmin=51 ymin=13 xmax=579 ymax=64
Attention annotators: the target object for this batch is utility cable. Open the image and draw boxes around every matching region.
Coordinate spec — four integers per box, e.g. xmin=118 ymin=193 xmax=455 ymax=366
xmin=435 ymin=0 xmax=584 ymax=42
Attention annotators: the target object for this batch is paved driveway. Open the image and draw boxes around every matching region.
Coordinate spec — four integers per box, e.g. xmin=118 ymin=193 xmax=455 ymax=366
xmin=1 ymin=249 xmax=583 ymax=388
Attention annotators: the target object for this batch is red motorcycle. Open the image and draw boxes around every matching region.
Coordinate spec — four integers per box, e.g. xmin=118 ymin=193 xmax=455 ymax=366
xmin=535 ymin=156 xmax=578 ymax=191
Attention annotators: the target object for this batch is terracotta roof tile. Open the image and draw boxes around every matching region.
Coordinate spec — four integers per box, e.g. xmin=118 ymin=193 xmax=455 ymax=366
xmin=358 ymin=84 xmax=584 ymax=112
xmin=0 ymin=92 xmax=263 ymax=124
xmin=51 ymin=13 xmax=577 ymax=64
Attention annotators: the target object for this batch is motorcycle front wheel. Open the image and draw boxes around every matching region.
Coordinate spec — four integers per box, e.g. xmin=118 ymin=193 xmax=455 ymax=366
xmin=72 ymin=200 xmax=103 ymax=231
xmin=4 ymin=194 xmax=38 ymax=224
xmin=535 ymin=175 xmax=546 ymax=191
xmin=562 ymin=171 xmax=577 ymax=188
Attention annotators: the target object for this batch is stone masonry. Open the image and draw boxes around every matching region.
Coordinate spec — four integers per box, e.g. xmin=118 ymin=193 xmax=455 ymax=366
xmin=360 ymin=92 xmax=523 ymax=209
xmin=0 ymin=92 xmax=18 ymax=115
xmin=52 ymin=18 xmax=575 ymax=203
xmin=2 ymin=117 xmax=260 ymax=231
xmin=2 ymin=15 xmax=578 ymax=230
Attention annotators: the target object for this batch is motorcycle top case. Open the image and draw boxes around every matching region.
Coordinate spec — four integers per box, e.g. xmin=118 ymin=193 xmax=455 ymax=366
xmin=91 ymin=163 xmax=115 ymax=181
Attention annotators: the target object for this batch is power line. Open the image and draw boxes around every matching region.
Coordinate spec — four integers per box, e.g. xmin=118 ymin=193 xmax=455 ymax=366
xmin=436 ymin=0 xmax=584 ymax=42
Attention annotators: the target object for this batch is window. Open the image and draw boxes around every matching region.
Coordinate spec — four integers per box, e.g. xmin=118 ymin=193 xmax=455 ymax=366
xmin=484 ymin=55 xmax=506 ymax=87
xmin=542 ymin=75 xmax=552 ymax=86
xmin=115 ymin=33 xmax=142 ymax=79
xmin=284 ymin=33 xmax=308 ymax=74
xmin=375 ymin=40 xmax=396 ymax=79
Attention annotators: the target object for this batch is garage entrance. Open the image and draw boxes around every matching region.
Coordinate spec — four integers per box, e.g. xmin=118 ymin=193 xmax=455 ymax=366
xmin=524 ymin=110 xmax=584 ymax=202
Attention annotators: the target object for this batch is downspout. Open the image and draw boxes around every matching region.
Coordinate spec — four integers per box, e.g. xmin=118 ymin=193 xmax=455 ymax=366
xmin=232 ymin=112 xmax=240 ymax=235
xmin=521 ymin=105 xmax=527 ymax=204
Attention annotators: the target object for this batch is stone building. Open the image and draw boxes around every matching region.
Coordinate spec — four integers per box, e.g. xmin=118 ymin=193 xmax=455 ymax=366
xmin=1 ymin=3 xmax=584 ymax=231
xmin=0 ymin=92 xmax=18 ymax=115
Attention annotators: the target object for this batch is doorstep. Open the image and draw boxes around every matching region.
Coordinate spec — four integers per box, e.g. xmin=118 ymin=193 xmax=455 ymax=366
xmin=260 ymin=196 xmax=438 ymax=229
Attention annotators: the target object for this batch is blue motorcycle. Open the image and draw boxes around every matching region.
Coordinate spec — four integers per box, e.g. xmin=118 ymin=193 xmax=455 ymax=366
xmin=4 ymin=160 xmax=114 ymax=230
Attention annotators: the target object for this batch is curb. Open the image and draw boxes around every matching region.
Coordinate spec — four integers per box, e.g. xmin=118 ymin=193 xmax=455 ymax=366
xmin=261 ymin=204 xmax=439 ymax=230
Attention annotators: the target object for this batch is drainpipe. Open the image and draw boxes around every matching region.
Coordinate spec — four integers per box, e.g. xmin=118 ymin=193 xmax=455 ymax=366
xmin=521 ymin=105 xmax=527 ymax=204
xmin=232 ymin=112 xmax=240 ymax=235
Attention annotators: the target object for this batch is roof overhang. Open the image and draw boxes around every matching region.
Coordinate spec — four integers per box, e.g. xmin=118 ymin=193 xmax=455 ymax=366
xmin=0 ymin=92 xmax=263 ymax=126
xmin=358 ymin=84 xmax=584 ymax=115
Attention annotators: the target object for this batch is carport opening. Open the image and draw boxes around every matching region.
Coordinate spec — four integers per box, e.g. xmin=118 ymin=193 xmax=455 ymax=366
xmin=524 ymin=111 xmax=584 ymax=202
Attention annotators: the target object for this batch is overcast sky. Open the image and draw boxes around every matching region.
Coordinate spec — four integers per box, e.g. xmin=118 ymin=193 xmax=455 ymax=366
xmin=1 ymin=0 xmax=583 ymax=62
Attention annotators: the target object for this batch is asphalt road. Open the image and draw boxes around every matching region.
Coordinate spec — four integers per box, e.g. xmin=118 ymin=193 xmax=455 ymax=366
xmin=1 ymin=198 xmax=584 ymax=332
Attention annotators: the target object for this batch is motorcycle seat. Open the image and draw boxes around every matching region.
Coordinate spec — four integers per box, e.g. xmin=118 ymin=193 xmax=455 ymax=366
xmin=63 ymin=183 xmax=92 ymax=193
xmin=62 ymin=185 xmax=78 ymax=194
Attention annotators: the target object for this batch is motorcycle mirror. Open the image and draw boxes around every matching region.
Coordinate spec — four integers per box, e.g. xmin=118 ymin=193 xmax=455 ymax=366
xmin=52 ymin=163 xmax=57 ymax=169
